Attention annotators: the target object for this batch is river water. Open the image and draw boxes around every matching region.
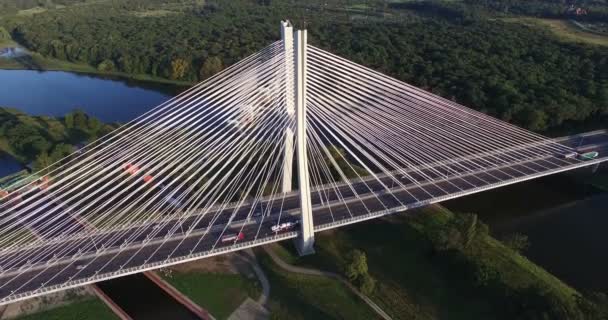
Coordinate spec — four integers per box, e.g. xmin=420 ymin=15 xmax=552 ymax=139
xmin=0 ymin=69 xmax=182 ymax=178
xmin=0 ymin=69 xmax=178 ymax=123
xmin=444 ymin=169 xmax=608 ymax=293
xmin=0 ymin=154 xmax=23 ymax=178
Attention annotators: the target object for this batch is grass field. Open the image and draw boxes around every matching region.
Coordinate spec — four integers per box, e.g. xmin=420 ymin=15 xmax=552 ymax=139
xmin=162 ymin=271 xmax=260 ymax=320
xmin=277 ymin=210 xmax=493 ymax=319
xmin=256 ymin=249 xmax=380 ymax=320
xmin=275 ymin=205 xmax=581 ymax=320
xmin=14 ymin=297 xmax=119 ymax=320
xmin=504 ymin=17 xmax=608 ymax=47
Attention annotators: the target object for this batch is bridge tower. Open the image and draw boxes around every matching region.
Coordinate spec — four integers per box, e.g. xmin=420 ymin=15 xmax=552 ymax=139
xmin=281 ymin=21 xmax=315 ymax=255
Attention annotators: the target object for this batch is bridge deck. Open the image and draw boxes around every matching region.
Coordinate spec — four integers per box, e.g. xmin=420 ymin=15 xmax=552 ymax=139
xmin=0 ymin=131 xmax=606 ymax=304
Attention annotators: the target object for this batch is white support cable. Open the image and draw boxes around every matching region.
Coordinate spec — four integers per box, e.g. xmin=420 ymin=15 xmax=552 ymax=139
xmin=306 ymin=69 xmax=536 ymax=170
xmin=306 ymin=124 xmax=378 ymax=218
xmin=106 ymin=114 xmax=291 ymax=277
xmin=306 ymin=71 xmax=568 ymax=181
xmin=0 ymin=48 xmax=290 ymax=268
xmin=306 ymin=90 xmax=517 ymax=187
xmin=307 ymin=100 xmax=436 ymax=202
xmin=25 ymin=48 xmax=294 ymax=272
xmin=306 ymin=55 xmax=568 ymax=164
xmin=304 ymin=56 xmax=564 ymax=179
xmin=0 ymin=84 xmax=294 ymax=292
xmin=0 ymin=49 xmax=288 ymax=248
xmin=307 ymin=101 xmax=470 ymax=195
xmin=0 ymin=47 xmax=288 ymax=244
xmin=308 ymin=47 xmax=575 ymax=155
xmin=306 ymin=107 xmax=408 ymax=210
xmin=0 ymin=42 xmax=284 ymax=209
xmin=0 ymin=85 xmax=290 ymax=272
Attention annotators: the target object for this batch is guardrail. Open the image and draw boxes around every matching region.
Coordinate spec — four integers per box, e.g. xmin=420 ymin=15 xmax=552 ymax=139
xmin=0 ymin=231 xmax=297 ymax=305
xmin=315 ymin=155 xmax=608 ymax=232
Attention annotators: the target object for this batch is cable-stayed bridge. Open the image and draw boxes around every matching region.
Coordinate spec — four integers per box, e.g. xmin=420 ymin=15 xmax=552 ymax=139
xmin=0 ymin=21 xmax=606 ymax=305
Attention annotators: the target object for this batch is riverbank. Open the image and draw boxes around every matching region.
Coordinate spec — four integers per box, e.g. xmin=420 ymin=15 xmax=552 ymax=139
xmin=445 ymin=166 xmax=608 ymax=293
xmin=255 ymin=247 xmax=380 ymax=320
xmin=0 ymin=46 xmax=193 ymax=87
xmin=270 ymin=204 xmax=592 ymax=319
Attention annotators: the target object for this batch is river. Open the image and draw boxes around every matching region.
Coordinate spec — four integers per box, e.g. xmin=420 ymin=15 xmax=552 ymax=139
xmin=444 ymin=169 xmax=608 ymax=293
xmin=0 ymin=69 xmax=180 ymax=123
xmin=0 ymin=69 xmax=183 ymax=178
xmin=0 ymin=154 xmax=23 ymax=177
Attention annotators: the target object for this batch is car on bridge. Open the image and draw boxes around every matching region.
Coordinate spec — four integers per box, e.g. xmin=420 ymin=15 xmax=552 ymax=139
xmin=271 ymin=220 xmax=300 ymax=233
xmin=579 ymin=151 xmax=599 ymax=160
xmin=560 ymin=152 xmax=578 ymax=159
xmin=220 ymin=232 xmax=245 ymax=243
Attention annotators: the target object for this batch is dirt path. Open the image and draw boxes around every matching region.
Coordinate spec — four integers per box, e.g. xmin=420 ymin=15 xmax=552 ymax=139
xmin=227 ymin=249 xmax=270 ymax=320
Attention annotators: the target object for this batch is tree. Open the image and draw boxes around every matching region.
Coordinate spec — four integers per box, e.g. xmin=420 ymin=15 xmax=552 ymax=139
xmin=359 ymin=273 xmax=376 ymax=295
xmin=462 ymin=213 xmax=478 ymax=248
xmin=200 ymin=56 xmax=223 ymax=79
xmin=0 ymin=27 xmax=10 ymax=41
xmin=72 ymin=110 xmax=88 ymax=130
xmin=87 ymin=117 xmax=102 ymax=133
xmin=64 ymin=113 xmax=74 ymax=129
xmin=345 ymin=249 xmax=368 ymax=281
xmin=502 ymin=233 xmax=530 ymax=253
xmin=97 ymin=59 xmax=115 ymax=72
xmin=344 ymin=249 xmax=377 ymax=295
xmin=33 ymin=152 xmax=52 ymax=173
xmin=49 ymin=143 xmax=74 ymax=163
xmin=170 ymin=58 xmax=189 ymax=80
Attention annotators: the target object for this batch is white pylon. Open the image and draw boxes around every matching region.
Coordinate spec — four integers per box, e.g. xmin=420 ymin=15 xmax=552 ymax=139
xmin=281 ymin=20 xmax=314 ymax=255
xmin=281 ymin=21 xmax=294 ymax=193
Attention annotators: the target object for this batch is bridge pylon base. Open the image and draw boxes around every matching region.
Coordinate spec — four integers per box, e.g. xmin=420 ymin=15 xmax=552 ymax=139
xmin=294 ymin=236 xmax=315 ymax=256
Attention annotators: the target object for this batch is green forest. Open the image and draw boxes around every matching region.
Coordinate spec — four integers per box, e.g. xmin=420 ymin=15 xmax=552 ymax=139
xmin=0 ymin=0 xmax=606 ymax=133
xmin=0 ymin=107 xmax=114 ymax=169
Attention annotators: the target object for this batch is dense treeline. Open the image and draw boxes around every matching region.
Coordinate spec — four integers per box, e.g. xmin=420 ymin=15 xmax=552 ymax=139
xmin=0 ymin=0 xmax=607 ymax=133
xmin=390 ymin=0 xmax=608 ymax=22
xmin=309 ymin=19 xmax=608 ymax=131
xmin=0 ymin=108 xmax=114 ymax=168
xmin=6 ymin=1 xmax=282 ymax=81
xmin=463 ymin=0 xmax=608 ymax=22
xmin=417 ymin=209 xmax=608 ymax=320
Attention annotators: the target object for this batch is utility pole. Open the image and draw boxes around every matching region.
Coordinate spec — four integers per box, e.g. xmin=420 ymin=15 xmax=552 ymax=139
xmin=281 ymin=20 xmax=314 ymax=255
